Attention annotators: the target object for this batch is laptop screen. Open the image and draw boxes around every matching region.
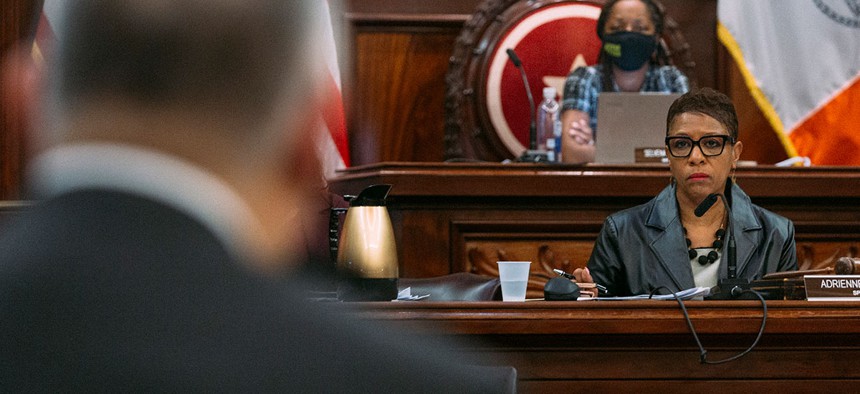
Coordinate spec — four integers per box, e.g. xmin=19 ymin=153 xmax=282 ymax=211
xmin=594 ymin=92 xmax=681 ymax=164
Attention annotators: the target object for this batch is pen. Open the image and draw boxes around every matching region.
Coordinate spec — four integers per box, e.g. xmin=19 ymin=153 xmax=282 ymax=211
xmin=553 ymin=269 xmax=608 ymax=293
xmin=553 ymin=268 xmax=575 ymax=279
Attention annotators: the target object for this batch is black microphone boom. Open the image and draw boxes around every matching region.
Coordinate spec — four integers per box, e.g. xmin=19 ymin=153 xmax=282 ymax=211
xmin=505 ymin=49 xmax=533 ymax=145
xmin=505 ymin=48 xmax=522 ymax=67
xmin=505 ymin=48 xmax=549 ymax=163
xmin=697 ymin=192 xmax=749 ymax=299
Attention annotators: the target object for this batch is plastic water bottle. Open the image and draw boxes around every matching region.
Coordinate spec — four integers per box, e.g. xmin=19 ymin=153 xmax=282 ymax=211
xmin=536 ymin=87 xmax=560 ymax=162
xmin=553 ymin=120 xmax=562 ymax=163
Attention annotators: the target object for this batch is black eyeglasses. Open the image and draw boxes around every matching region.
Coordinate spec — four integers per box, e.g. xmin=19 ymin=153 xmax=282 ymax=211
xmin=664 ymin=135 xmax=734 ymax=158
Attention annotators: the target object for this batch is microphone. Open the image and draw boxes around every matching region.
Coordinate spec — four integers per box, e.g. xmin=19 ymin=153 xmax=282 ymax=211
xmin=694 ymin=193 xmax=719 ymax=218
xmin=505 ymin=48 xmax=549 ymax=163
xmin=696 ymin=192 xmax=748 ymax=299
xmin=505 ymin=48 xmax=522 ymax=68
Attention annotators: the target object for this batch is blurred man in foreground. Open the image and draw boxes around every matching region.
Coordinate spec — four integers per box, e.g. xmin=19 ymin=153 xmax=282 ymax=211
xmin=0 ymin=1 xmax=514 ymax=391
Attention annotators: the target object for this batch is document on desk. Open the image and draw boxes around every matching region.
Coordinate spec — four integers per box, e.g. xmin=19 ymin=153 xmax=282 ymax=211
xmin=597 ymin=287 xmax=711 ymax=301
xmin=394 ymin=287 xmax=430 ymax=301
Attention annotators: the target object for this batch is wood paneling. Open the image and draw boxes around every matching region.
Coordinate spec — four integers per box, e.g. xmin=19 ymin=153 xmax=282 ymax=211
xmin=343 ymin=0 xmax=473 ymax=164
xmin=352 ymin=31 xmax=459 ymax=163
xmin=0 ymin=0 xmax=38 ymax=200
xmin=330 ymin=163 xmax=860 ymax=296
xmin=0 ymin=1 xmax=789 ymax=198
xmin=346 ymin=301 xmax=860 ymax=392
xmin=340 ymin=0 xmax=788 ymax=167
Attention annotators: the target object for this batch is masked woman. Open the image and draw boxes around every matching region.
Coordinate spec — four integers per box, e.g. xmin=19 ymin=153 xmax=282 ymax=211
xmin=561 ymin=0 xmax=689 ymax=163
xmin=574 ymin=89 xmax=797 ymax=296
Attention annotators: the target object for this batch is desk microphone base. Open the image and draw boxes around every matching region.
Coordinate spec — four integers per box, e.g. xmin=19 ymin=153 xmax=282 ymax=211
xmin=517 ymin=149 xmax=551 ymax=163
xmin=706 ymin=278 xmax=753 ymax=300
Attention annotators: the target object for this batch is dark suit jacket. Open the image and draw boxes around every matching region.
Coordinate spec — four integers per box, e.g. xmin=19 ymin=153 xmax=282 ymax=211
xmin=0 ymin=189 xmax=514 ymax=392
xmin=587 ymin=182 xmax=798 ymax=296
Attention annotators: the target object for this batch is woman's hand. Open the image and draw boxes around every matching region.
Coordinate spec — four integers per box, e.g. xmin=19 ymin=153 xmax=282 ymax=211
xmin=573 ymin=267 xmax=593 ymax=284
xmin=560 ymin=109 xmax=596 ymax=163
xmin=568 ymin=118 xmax=594 ymax=146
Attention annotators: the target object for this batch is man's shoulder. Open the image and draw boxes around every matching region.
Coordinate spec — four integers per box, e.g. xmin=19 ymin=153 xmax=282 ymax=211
xmin=0 ymin=193 xmax=512 ymax=393
xmin=0 ymin=190 xmax=231 ymax=289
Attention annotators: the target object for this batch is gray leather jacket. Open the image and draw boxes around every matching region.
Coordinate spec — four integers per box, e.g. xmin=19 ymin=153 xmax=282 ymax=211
xmin=586 ymin=182 xmax=797 ymax=296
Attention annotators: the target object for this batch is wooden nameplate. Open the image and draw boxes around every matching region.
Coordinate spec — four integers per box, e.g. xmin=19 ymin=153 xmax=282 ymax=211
xmin=804 ymin=275 xmax=860 ymax=301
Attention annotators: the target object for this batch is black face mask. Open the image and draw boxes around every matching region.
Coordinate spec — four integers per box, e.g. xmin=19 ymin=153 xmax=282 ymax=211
xmin=602 ymin=31 xmax=657 ymax=71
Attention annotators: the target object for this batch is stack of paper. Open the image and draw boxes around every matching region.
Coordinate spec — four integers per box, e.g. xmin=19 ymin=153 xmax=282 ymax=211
xmin=597 ymin=287 xmax=711 ymax=301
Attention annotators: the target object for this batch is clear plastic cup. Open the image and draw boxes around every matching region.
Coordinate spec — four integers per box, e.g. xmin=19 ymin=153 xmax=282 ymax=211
xmin=497 ymin=261 xmax=531 ymax=301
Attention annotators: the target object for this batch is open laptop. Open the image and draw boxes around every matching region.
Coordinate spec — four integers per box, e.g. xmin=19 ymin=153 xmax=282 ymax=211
xmin=594 ymin=92 xmax=681 ymax=164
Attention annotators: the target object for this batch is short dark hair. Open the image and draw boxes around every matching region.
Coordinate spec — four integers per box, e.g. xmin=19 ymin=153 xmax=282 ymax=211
xmin=51 ymin=0 xmax=313 ymax=130
xmin=666 ymin=87 xmax=739 ymax=140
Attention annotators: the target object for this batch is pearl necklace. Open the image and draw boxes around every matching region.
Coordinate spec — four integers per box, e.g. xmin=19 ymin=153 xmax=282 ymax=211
xmin=684 ymin=227 xmax=726 ymax=265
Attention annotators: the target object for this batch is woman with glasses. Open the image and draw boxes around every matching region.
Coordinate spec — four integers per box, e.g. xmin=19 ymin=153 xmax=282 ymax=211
xmin=573 ymin=88 xmax=797 ymax=296
xmin=560 ymin=0 xmax=689 ymax=164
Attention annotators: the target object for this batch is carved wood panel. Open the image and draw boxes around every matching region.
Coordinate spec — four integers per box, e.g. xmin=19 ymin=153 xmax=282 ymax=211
xmin=463 ymin=237 xmax=860 ymax=298
xmin=796 ymin=242 xmax=860 ymax=271
xmin=465 ymin=240 xmax=594 ymax=298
